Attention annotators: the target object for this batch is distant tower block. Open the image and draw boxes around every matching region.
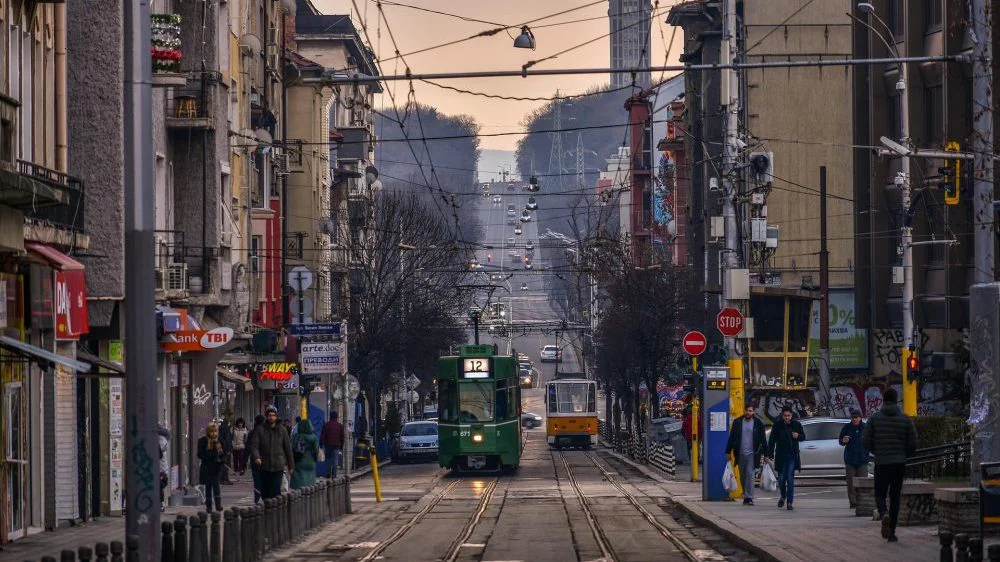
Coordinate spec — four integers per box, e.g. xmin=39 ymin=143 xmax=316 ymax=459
xmin=609 ymin=0 xmax=653 ymax=89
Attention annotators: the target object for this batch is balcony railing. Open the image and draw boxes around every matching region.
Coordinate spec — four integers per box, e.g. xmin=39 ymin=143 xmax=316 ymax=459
xmin=19 ymin=160 xmax=86 ymax=232
xmin=165 ymin=72 xmax=220 ymax=129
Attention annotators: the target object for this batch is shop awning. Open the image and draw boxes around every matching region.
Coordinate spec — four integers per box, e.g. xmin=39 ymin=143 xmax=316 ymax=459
xmin=77 ymin=349 xmax=125 ymax=377
xmin=0 ymin=335 xmax=92 ymax=372
xmin=217 ymin=368 xmax=253 ymax=391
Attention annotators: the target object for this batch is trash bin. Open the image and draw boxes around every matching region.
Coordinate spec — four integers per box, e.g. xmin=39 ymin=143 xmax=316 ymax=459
xmin=981 ymin=462 xmax=1000 ymax=542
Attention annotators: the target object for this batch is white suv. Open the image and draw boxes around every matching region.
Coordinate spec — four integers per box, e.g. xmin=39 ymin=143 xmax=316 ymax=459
xmin=540 ymin=345 xmax=562 ymax=362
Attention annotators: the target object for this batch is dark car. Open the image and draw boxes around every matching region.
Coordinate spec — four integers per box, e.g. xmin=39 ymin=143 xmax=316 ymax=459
xmin=521 ymin=412 xmax=543 ymax=429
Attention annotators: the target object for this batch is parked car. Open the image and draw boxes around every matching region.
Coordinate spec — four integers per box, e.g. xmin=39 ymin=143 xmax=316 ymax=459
xmin=521 ymin=412 xmax=543 ymax=429
xmin=526 ymin=197 xmax=538 ymax=210
xmin=391 ymin=421 xmax=439 ymax=463
xmin=540 ymin=345 xmax=562 ymax=362
xmin=765 ymin=416 xmax=859 ymax=477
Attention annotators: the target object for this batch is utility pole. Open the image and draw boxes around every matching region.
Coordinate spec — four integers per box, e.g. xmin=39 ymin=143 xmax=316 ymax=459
xmin=721 ymin=0 xmax=744 ymax=416
xmin=896 ymin=52 xmax=917 ymax=417
xmin=819 ymin=167 xmax=831 ymax=402
xmin=124 ymin=0 xmax=160 ymax=557
xmin=969 ymin=0 xmax=996 ymax=485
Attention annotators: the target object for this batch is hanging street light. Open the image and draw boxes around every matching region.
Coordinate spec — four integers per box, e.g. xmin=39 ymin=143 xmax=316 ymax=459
xmin=513 ymin=26 xmax=536 ymax=50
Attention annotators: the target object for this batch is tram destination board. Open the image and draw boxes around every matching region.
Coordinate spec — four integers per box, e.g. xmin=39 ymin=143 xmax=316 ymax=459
xmin=462 ymin=357 xmax=492 ymax=379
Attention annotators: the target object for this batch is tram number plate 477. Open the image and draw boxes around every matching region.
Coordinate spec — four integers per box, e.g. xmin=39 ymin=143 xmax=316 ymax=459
xmin=467 ymin=455 xmax=486 ymax=467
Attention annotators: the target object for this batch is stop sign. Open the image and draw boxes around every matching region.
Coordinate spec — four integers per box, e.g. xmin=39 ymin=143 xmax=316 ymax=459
xmin=716 ymin=307 xmax=745 ymax=337
xmin=682 ymin=331 xmax=708 ymax=356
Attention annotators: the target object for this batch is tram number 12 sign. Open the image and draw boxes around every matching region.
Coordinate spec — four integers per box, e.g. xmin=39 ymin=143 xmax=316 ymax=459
xmin=716 ymin=307 xmax=745 ymax=338
xmin=462 ymin=358 xmax=491 ymax=379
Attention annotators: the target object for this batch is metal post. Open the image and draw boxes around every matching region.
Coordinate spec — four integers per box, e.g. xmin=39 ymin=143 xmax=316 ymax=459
xmin=819 ymin=166 xmax=831 ymax=402
xmin=342 ymin=375 xmax=352 ymax=478
xmin=722 ymin=0 xmax=744 ymax=416
xmin=898 ymin=57 xmax=918 ymax=417
xmin=124 ymin=0 xmax=159 ymax=557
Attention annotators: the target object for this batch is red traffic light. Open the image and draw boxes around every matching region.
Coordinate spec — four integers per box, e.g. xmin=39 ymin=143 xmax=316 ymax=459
xmin=906 ymin=355 xmax=919 ymax=372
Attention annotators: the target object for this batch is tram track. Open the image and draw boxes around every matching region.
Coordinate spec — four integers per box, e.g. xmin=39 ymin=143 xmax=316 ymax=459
xmin=441 ymin=477 xmax=501 ymax=562
xmin=358 ymin=479 xmax=461 ymax=562
xmin=556 ymin=451 xmax=618 ymax=562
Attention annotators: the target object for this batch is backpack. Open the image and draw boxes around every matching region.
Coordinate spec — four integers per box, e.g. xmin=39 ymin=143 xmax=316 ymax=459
xmin=293 ymin=435 xmax=307 ymax=461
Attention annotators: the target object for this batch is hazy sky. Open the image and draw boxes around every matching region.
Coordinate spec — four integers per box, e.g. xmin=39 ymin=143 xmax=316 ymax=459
xmin=313 ymin=1 xmax=682 ymax=153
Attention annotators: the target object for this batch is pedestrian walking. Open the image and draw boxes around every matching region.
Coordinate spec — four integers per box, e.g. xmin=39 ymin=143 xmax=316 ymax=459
xmin=250 ymin=405 xmax=294 ymax=500
xmin=320 ymin=411 xmax=345 ymax=478
xmin=232 ymin=418 xmax=249 ymax=476
xmin=767 ymin=406 xmax=805 ymax=510
xmin=197 ymin=423 xmax=226 ymax=512
xmin=248 ymin=414 xmax=265 ymax=503
xmin=158 ymin=424 xmax=171 ymax=511
xmin=219 ymin=417 xmax=234 ymax=485
xmin=840 ymin=409 xmax=870 ymax=509
xmin=862 ymin=388 xmax=917 ymax=543
xmin=290 ymin=418 xmax=320 ymax=489
xmin=681 ymin=406 xmax=693 ymax=462
xmin=725 ymin=404 xmax=767 ymax=505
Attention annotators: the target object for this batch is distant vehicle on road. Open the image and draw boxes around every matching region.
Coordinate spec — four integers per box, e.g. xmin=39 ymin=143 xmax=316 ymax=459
xmin=526 ymin=197 xmax=538 ymax=210
xmin=507 ymin=204 xmax=516 ymax=216
xmin=521 ymin=412 xmax=543 ymax=428
xmin=493 ymin=195 xmax=502 ymax=205
xmin=521 ymin=282 xmax=529 ymax=291
xmin=525 ymin=240 xmax=534 ymax=250
xmin=540 ymin=345 xmax=562 ymax=362
xmin=390 ymin=421 xmax=439 ymax=463
xmin=514 ymin=226 xmax=523 ymax=236
xmin=546 ymin=377 xmax=598 ymax=448
xmin=520 ymin=210 xmax=531 ymax=223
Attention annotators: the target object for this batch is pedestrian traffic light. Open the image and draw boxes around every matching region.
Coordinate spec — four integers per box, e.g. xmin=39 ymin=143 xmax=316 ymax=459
xmin=682 ymin=373 xmax=694 ymax=394
xmin=941 ymin=141 xmax=961 ymax=205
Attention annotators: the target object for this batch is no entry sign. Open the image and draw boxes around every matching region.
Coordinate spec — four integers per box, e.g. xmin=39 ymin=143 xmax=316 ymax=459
xmin=682 ymin=331 xmax=708 ymax=356
xmin=716 ymin=307 xmax=745 ymax=337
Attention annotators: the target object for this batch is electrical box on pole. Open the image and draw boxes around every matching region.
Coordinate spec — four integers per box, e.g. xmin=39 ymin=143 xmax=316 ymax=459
xmin=941 ymin=141 xmax=961 ymax=205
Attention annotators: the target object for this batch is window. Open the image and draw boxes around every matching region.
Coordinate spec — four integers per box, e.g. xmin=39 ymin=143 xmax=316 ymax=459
xmin=250 ymin=236 xmax=261 ymax=276
xmin=751 ymin=296 xmax=785 ymax=353
xmin=495 ymin=379 xmax=508 ymax=420
xmin=925 ymin=85 xmax=943 ymax=145
xmin=926 ymin=0 xmax=942 ymax=31
xmin=439 ymin=379 xmax=458 ymax=423
xmin=802 ymin=422 xmax=842 ymax=442
xmin=459 ymin=382 xmax=494 ymax=423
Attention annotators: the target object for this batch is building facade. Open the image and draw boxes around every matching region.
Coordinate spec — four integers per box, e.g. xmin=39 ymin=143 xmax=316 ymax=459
xmin=609 ymin=0 xmax=653 ymax=88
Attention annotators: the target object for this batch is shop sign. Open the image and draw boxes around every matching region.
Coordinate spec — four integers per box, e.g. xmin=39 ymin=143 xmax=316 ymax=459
xmin=160 ymin=327 xmax=234 ymax=352
xmin=301 ymin=342 xmax=344 ymax=375
xmin=55 ymin=269 xmax=89 ymax=340
xmin=250 ymin=361 xmax=300 ymax=391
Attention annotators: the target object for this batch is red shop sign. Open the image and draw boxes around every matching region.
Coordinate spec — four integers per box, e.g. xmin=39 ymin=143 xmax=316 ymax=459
xmin=55 ymin=269 xmax=89 ymax=340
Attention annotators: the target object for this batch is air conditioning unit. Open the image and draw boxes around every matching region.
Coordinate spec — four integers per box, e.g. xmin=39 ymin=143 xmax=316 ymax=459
xmin=157 ymin=264 xmax=189 ymax=292
xmin=276 ymin=152 xmax=290 ymax=176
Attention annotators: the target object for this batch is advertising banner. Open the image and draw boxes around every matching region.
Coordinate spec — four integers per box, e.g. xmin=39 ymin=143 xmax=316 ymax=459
xmin=301 ymin=342 xmax=344 ymax=375
xmin=809 ymin=290 xmax=868 ymax=370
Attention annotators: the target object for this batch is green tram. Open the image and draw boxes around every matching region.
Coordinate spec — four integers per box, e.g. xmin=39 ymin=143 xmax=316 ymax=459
xmin=437 ymin=345 xmax=523 ymax=471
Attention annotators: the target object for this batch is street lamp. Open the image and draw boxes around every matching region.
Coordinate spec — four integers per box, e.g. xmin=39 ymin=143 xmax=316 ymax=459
xmin=855 ymin=2 xmax=916 ymax=415
xmin=513 ymin=26 xmax=536 ymax=50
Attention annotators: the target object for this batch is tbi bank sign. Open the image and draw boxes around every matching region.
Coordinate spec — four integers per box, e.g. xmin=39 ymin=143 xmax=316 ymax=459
xmin=160 ymin=327 xmax=235 ymax=352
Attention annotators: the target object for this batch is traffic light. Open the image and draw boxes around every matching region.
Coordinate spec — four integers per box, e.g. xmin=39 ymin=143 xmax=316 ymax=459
xmin=941 ymin=141 xmax=961 ymax=205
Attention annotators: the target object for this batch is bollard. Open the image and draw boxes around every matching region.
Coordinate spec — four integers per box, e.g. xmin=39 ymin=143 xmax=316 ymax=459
xmin=345 ymin=476 xmax=352 ymax=514
xmin=189 ymin=515 xmax=206 ymax=562
xmin=283 ymin=493 xmax=292 ymax=545
xmin=264 ymin=499 xmax=275 ymax=550
xmin=222 ymin=510 xmax=235 ymax=562
xmin=60 ymin=550 xmax=76 ymax=562
xmin=174 ymin=516 xmax=189 ymax=562
xmin=988 ymin=544 xmax=1000 ymax=562
xmin=956 ymin=534 xmax=970 ymax=562
xmin=110 ymin=541 xmax=124 ymax=562
xmin=255 ymin=504 xmax=265 ymax=557
xmin=43 ymin=557 xmax=58 ymax=562
xmin=78 ymin=546 xmax=92 ymax=562
xmin=162 ymin=521 xmax=175 ymax=562
xmin=239 ymin=507 xmax=254 ymax=562
xmin=95 ymin=543 xmax=110 ymax=562
xmin=125 ymin=536 xmax=139 ymax=562
xmin=210 ymin=511 xmax=221 ymax=562
xmin=972 ymin=538 xmax=984 ymax=562
xmin=940 ymin=531 xmax=954 ymax=562
xmin=198 ymin=512 xmax=210 ymax=562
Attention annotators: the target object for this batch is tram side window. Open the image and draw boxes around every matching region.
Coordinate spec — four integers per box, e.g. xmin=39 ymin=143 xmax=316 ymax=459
xmin=509 ymin=385 xmax=519 ymax=420
xmin=439 ymin=380 xmax=458 ymax=423
xmin=588 ymin=384 xmax=597 ymax=413
xmin=495 ymin=379 xmax=508 ymax=420
xmin=547 ymin=385 xmax=558 ymax=414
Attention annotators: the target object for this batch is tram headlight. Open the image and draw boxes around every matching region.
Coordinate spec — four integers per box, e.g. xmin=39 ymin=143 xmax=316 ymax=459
xmin=472 ymin=433 xmax=484 ymax=443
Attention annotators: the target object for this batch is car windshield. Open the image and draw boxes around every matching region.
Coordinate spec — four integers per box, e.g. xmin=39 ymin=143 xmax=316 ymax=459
xmin=401 ymin=423 xmax=438 ymax=436
xmin=544 ymin=346 xmax=558 ymax=352
xmin=459 ymin=381 xmax=495 ymax=422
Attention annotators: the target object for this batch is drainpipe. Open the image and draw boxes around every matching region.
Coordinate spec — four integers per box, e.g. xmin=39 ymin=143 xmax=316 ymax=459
xmin=55 ymin=5 xmax=67 ymax=171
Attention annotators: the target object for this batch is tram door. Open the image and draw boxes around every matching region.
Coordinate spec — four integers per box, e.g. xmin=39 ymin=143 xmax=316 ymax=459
xmin=4 ymin=382 xmax=26 ymax=540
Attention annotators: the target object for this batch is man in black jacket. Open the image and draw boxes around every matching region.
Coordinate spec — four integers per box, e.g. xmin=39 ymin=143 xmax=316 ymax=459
xmin=725 ymin=404 xmax=767 ymax=505
xmin=862 ymin=388 xmax=917 ymax=543
xmin=767 ymin=406 xmax=805 ymax=510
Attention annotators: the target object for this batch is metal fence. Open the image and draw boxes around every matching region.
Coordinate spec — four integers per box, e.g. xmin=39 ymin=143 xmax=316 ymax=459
xmin=24 ymin=477 xmax=350 ymax=562
xmin=907 ymin=441 xmax=972 ymax=480
xmin=598 ymin=419 xmax=676 ymax=477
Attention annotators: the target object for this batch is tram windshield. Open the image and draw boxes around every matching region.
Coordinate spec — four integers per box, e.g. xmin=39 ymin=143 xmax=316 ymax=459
xmin=548 ymin=382 xmax=595 ymax=414
xmin=459 ymin=381 xmax=495 ymax=422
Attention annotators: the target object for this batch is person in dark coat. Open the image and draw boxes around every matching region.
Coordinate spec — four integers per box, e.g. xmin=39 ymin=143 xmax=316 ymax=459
xmin=862 ymin=388 xmax=918 ymax=543
xmin=320 ymin=412 xmax=345 ymax=478
xmin=248 ymin=414 xmax=265 ymax=503
xmin=197 ymin=423 xmax=226 ymax=512
xmin=840 ymin=409 xmax=870 ymax=509
xmin=219 ymin=417 xmax=234 ymax=485
xmin=250 ymin=405 xmax=295 ymax=500
xmin=766 ymin=406 xmax=805 ymax=510
xmin=725 ymin=404 xmax=767 ymax=505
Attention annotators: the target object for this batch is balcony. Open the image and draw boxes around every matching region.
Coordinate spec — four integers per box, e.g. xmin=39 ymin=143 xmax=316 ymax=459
xmin=18 ymin=160 xmax=86 ymax=233
xmin=165 ymin=72 xmax=220 ymax=129
xmin=151 ymin=14 xmax=186 ymax=87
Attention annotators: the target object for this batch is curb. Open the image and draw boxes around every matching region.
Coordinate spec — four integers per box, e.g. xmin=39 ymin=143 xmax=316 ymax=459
xmin=600 ymin=445 xmax=802 ymax=562
xmin=346 ymin=458 xmax=391 ymax=480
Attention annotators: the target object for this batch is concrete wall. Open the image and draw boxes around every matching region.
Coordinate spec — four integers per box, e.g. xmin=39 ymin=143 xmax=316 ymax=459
xmin=744 ymin=0 xmax=856 ymax=291
xmin=67 ymin=0 xmax=125 ymax=305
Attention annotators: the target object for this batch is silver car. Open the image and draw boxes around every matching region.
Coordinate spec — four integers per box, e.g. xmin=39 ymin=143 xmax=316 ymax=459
xmin=766 ymin=417 xmax=858 ymax=477
xmin=391 ymin=421 xmax=439 ymax=463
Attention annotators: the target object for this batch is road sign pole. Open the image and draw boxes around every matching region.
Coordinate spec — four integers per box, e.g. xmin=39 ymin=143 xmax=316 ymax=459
xmin=691 ymin=355 xmax=699 ymax=482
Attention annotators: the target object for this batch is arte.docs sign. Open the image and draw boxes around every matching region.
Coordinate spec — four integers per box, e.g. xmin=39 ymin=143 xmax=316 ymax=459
xmin=300 ymin=342 xmax=344 ymax=375
xmin=810 ymin=290 xmax=868 ymax=370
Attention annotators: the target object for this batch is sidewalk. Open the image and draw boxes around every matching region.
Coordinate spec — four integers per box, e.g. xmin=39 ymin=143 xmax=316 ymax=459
xmin=0 ymin=461 xmax=385 ymax=561
xmin=609 ymin=451 xmax=959 ymax=562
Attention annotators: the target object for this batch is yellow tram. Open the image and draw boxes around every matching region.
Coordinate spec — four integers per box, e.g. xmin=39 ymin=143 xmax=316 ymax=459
xmin=545 ymin=376 xmax=598 ymax=449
